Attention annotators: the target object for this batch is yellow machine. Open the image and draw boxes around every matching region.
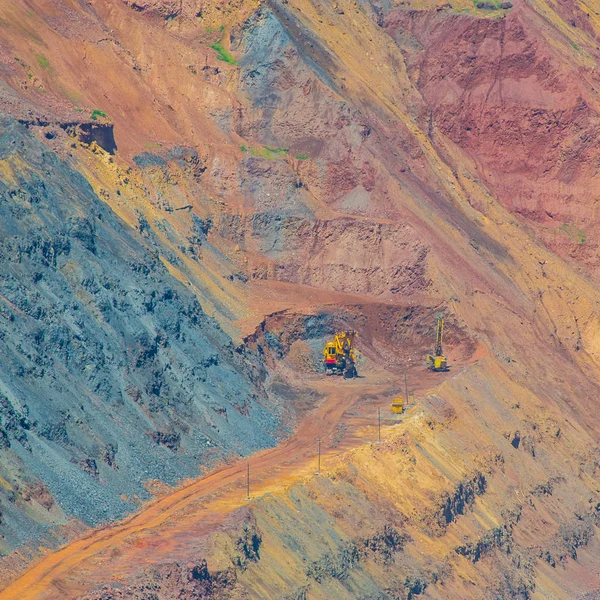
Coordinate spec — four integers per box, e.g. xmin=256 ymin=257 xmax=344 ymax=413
xmin=392 ymin=373 xmax=409 ymax=414
xmin=323 ymin=331 xmax=358 ymax=378
xmin=391 ymin=398 xmax=404 ymax=414
xmin=426 ymin=313 xmax=448 ymax=371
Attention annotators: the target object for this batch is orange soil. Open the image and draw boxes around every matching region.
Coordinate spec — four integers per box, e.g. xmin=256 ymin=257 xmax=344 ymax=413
xmin=0 ymin=350 xmax=478 ymax=600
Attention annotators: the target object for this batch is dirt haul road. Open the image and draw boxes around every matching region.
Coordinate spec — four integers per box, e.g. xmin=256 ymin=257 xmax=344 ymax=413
xmin=0 ymin=364 xmax=463 ymax=600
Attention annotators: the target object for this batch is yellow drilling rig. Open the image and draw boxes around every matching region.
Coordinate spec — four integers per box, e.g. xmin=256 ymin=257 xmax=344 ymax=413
xmin=322 ymin=331 xmax=358 ymax=378
xmin=426 ymin=313 xmax=448 ymax=371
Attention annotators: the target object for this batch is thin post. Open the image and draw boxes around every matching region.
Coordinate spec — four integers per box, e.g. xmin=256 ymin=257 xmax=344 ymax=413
xmin=246 ymin=462 xmax=250 ymax=500
xmin=405 ymin=373 xmax=409 ymax=407
xmin=317 ymin=437 xmax=321 ymax=474
xmin=378 ymin=407 xmax=381 ymax=441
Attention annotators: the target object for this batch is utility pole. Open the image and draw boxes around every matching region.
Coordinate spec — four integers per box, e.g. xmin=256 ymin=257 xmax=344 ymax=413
xmin=317 ymin=437 xmax=321 ymax=474
xmin=246 ymin=462 xmax=250 ymax=500
xmin=378 ymin=407 xmax=381 ymax=441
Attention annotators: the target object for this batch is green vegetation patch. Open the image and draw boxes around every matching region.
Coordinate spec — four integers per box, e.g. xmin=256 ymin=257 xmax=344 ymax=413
xmin=473 ymin=0 xmax=513 ymax=10
xmin=295 ymin=154 xmax=309 ymax=160
xmin=240 ymin=144 xmax=289 ymax=160
xmin=210 ymin=41 xmax=237 ymax=65
xmin=35 ymin=54 xmax=50 ymax=70
xmin=560 ymin=223 xmax=586 ymax=244
xmin=91 ymin=109 xmax=108 ymax=121
xmin=251 ymin=146 xmax=289 ymax=159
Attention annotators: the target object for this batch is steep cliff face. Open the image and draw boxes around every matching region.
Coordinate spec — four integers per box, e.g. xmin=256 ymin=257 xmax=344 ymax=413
xmin=1 ymin=0 xmax=600 ymax=598
xmin=0 ymin=116 xmax=286 ymax=554
xmin=377 ymin=0 xmax=600 ymax=279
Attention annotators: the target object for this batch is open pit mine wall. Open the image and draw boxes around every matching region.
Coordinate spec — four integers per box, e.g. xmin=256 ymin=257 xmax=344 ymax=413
xmin=0 ymin=117 xmax=284 ymax=554
xmin=0 ymin=0 xmax=448 ymax=558
xmin=1 ymin=0 xmax=600 ymax=594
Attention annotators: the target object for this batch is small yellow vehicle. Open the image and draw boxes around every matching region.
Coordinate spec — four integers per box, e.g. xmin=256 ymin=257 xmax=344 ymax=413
xmin=391 ymin=398 xmax=404 ymax=414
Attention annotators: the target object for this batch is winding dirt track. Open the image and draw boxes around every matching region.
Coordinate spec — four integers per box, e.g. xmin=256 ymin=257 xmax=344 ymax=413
xmin=0 ymin=367 xmax=451 ymax=600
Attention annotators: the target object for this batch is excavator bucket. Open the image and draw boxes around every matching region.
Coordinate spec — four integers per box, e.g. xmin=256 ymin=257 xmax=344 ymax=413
xmin=343 ymin=364 xmax=357 ymax=379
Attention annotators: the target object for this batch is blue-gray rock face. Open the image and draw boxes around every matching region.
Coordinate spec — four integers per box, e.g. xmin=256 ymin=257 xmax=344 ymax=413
xmin=0 ymin=117 xmax=281 ymax=551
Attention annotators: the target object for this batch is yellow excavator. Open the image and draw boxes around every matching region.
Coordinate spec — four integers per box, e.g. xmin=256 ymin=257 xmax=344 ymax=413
xmin=323 ymin=331 xmax=358 ymax=378
xmin=426 ymin=313 xmax=448 ymax=371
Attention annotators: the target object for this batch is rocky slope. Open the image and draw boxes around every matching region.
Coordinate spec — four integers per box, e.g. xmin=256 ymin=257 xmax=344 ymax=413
xmin=0 ymin=115 xmax=288 ymax=555
xmin=1 ymin=0 xmax=600 ymax=598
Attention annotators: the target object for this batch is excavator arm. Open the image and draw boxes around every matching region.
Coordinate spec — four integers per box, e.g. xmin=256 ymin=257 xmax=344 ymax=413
xmin=322 ymin=331 xmax=358 ymax=378
xmin=426 ymin=313 xmax=448 ymax=371
xmin=434 ymin=314 xmax=444 ymax=357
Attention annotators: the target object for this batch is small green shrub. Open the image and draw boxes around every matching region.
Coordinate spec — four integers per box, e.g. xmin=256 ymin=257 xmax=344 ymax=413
xmin=210 ymin=41 xmax=237 ymax=65
xmin=264 ymin=146 xmax=289 ymax=154
xmin=560 ymin=223 xmax=586 ymax=243
xmin=295 ymin=154 xmax=309 ymax=160
xmin=36 ymin=54 xmax=49 ymax=69
xmin=91 ymin=109 xmax=108 ymax=121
